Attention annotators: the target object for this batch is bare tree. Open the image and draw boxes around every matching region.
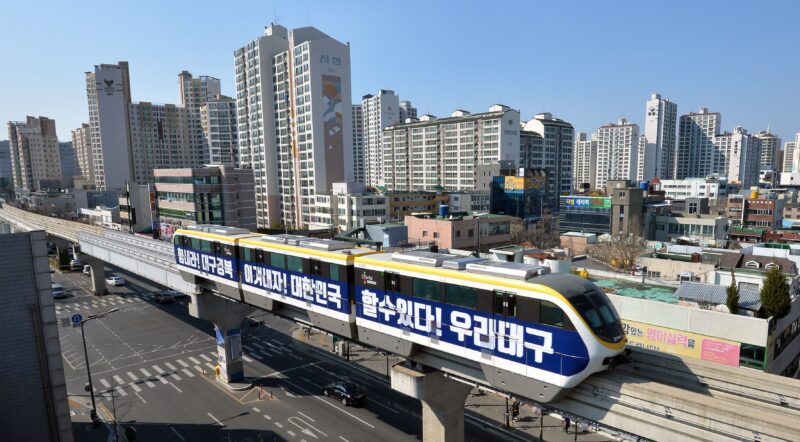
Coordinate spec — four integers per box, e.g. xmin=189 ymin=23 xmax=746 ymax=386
xmin=588 ymin=226 xmax=649 ymax=271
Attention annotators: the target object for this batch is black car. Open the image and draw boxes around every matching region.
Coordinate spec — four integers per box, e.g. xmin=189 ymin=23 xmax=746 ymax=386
xmin=154 ymin=290 xmax=175 ymax=304
xmin=322 ymin=382 xmax=366 ymax=406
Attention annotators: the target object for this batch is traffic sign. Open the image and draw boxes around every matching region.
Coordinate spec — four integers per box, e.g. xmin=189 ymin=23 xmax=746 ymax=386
xmin=71 ymin=314 xmax=83 ymax=326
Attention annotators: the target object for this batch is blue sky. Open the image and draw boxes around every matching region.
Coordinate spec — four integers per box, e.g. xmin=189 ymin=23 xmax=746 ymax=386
xmin=2 ymin=0 xmax=799 ymax=142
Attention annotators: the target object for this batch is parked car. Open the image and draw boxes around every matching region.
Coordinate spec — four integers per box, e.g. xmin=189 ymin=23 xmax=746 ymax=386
xmin=105 ymin=276 xmax=125 ymax=286
xmin=46 ymin=242 xmax=56 ymax=255
xmin=154 ymin=290 xmax=174 ymax=304
xmin=322 ymin=382 xmax=366 ymax=406
xmin=83 ymin=265 xmax=92 ymax=276
xmin=51 ymin=283 xmax=67 ymax=299
xmin=70 ymin=259 xmax=83 ymax=271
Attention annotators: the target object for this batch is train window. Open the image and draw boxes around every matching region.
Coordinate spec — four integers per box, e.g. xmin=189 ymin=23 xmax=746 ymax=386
xmin=516 ymin=298 xmax=541 ymax=323
xmin=190 ymin=238 xmax=201 ymax=250
xmin=476 ymin=289 xmax=493 ymax=313
xmin=255 ymin=249 xmax=266 ymax=264
xmin=329 ymin=263 xmax=341 ymax=281
xmin=200 ymin=240 xmax=212 ymax=253
xmin=242 ymin=247 xmax=253 ymax=262
xmin=540 ymin=300 xmax=564 ymax=327
xmin=413 ymin=279 xmax=441 ymax=302
xmin=219 ymin=243 xmax=234 ymax=257
xmin=211 ymin=242 xmax=221 ymax=255
xmin=361 ymin=269 xmax=384 ymax=288
xmin=493 ymin=290 xmax=517 ymax=317
xmin=270 ymin=253 xmax=286 ymax=269
xmin=287 ymin=255 xmax=303 ymax=273
xmin=309 ymin=259 xmax=322 ymax=276
xmin=445 ymin=284 xmax=477 ymax=309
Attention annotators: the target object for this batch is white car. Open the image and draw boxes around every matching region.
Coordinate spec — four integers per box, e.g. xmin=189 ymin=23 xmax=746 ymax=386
xmin=105 ymin=276 xmax=126 ymax=286
xmin=51 ymin=283 xmax=67 ymax=299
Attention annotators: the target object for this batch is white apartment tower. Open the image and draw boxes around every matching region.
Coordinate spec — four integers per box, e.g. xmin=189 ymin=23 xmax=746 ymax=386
xmin=784 ymin=138 xmax=798 ymax=173
xmin=363 ymin=90 xmax=400 ymax=186
xmin=573 ymin=132 xmax=597 ymax=190
xmin=522 ymin=112 xmax=575 ymax=206
xmin=71 ymin=123 xmax=93 ymax=183
xmin=201 ymin=95 xmax=239 ymax=166
xmin=675 ymin=107 xmax=721 ymax=180
xmin=636 ymin=135 xmax=648 ymax=181
xmin=6 ymin=116 xmax=62 ymax=192
xmin=399 ymin=100 xmax=417 ymax=122
xmin=178 ymin=71 xmax=222 ymax=164
xmin=382 ymin=105 xmax=520 ymax=191
xmin=352 ymin=104 xmax=365 ymax=183
xmin=128 ymin=102 xmax=192 ymax=184
xmin=594 ymin=118 xmax=639 ymax=191
xmin=713 ymin=126 xmax=761 ymax=187
xmin=755 ymin=131 xmax=781 ymax=171
xmin=235 ymin=24 xmax=353 ymax=229
xmin=644 ymin=93 xmax=678 ymax=179
xmin=85 ymin=62 xmax=134 ymax=191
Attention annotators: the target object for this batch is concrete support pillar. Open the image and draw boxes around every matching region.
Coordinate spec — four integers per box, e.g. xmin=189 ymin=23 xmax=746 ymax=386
xmin=84 ymin=258 xmax=106 ymax=296
xmin=391 ymin=365 xmax=472 ymax=442
xmin=190 ymin=289 xmax=254 ymax=385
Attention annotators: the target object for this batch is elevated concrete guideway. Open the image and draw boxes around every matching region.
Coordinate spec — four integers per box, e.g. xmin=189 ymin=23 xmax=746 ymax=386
xmin=2 ymin=204 xmax=800 ymax=441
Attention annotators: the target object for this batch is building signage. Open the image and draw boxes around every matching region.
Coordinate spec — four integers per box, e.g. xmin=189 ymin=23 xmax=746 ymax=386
xmin=562 ymin=196 xmax=611 ymax=209
xmin=356 ymin=283 xmax=590 ymax=375
xmin=240 ymin=261 xmax=349 ymax=314
xmin=622 ymin=319 xmax=740 ymax=366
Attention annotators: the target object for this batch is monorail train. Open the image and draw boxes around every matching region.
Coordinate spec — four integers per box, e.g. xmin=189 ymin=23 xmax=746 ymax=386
xmin=173 ymin=224 xmax=627 ymax=402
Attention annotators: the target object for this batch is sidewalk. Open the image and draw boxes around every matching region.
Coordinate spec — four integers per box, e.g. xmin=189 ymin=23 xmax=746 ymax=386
xmin=291 ymin=326 xmax=610 ymax=441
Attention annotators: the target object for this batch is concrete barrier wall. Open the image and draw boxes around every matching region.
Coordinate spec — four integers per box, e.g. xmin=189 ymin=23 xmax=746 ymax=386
xmin=608 ymin=293 xmax=769 ymax=347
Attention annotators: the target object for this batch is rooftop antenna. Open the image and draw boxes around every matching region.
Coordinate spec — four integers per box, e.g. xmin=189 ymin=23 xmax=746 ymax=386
xmin=273 ymin=9 xmax=280 ymax=25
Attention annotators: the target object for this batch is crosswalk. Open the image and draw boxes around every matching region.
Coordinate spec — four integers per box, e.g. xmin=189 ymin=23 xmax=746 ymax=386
xmin=55 ymin=294 xmax=148 ymax=314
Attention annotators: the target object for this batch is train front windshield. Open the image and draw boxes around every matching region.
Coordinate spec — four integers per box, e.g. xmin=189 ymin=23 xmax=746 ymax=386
xmin=570 ymin=289 xmax=625 ymax=344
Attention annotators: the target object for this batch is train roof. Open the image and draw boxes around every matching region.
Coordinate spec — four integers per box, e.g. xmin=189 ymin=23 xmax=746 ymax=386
xmin=240 ymin=234 xmax=375 ymax=260
xmin=178 ymin=225 xmax=259 ymax=240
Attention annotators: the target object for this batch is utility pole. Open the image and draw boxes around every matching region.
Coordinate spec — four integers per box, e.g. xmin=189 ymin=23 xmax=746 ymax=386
xmin=79 ymin=308 xmax=119 ymax=425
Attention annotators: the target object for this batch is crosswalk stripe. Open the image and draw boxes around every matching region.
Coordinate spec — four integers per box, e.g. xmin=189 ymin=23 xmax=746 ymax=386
xmin=181 ymin=368 xmax=195 ymax=378
xmin=204 ymin=362 xmax=216 ymax=370
xmin=193 ymin=365 xmax=205 ymax=373
xmin=164 ymin=362 xmax=178 ymax=371
xmin=115 ymin=386 xmax=128 ymax=397
xmin=170 ymin=373 xmax=182 ymax=381
xmin=152 ymin=365 xmax=164 ymax=374
xmin=200 ymin=354 xmax=213 ymax=362
xmin=99 ymin=378 xmax=112 ymax=388
xmin=139 ymin=368 xmax=152 ymax=377
xmin=130 ymin=382 xmax=142 ymax=393
xmin=113 ymin=375 xmax=126 ymax=385
xmin=126 ymin=372 xmax=138 ymax=381
xmin=188 ymin=357 xmax=201 ymax=364
xmin=176 ymin=359 xmax=189 ymax=368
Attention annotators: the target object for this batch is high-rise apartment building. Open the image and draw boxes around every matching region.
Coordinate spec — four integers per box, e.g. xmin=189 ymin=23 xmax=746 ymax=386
xmin=712 ymin=127 xmax=761 ymax=187
xmin=235 ymin=24 xmax=353 ymax=229
xmin=0 ymin=140 xmax=11 ymax=182
xmin=86 ymin=62 xmax=134 ymax=191
xmin=399 ymin=100 xmax=417 ymax=122
xmin=784 ymin=139 xmax=798 ymax=173
xmin=675 ymin=107 xmax=721 ymax=180
xmin=7 ymin=117 xmax=62 ymax=192
xmin=594 ymin=118 xmax=639 ymax=191
xmin=352 ymin=104 xmax=365 ymax=183
xmin=573 ymin=132 xmax=597 ymax=190
xmin=363 ymin=90 xmax=400 ymax=186
xmin=58 ymin=141 xmax=77 ymax=188
xmin=644 ymin=93 xmax=678 ymax=179
xmin=636 ymin=135 xmax=648 ymax=182
xmin=382 ymin=105 xmax=520 ymax=192
xmin=178 ymin=71 xmax=222 ymax=164
xmin=755 ymin=131 xmax=781 ymax=171
xmin=71 ymin=123 xmax=93 ymax=184
xmin=200 ymin=95 xmax=239 ymax=166
xmin=128 ymin=102 xmax=192 ymax=184
xmin=522 ymin=112 xmax=574 ymax=207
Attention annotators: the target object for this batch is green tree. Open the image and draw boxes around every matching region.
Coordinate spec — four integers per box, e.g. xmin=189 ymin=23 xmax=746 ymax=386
xmin=759 ymin=265 xmax=792 ymax=319
xmin=726 ymin=271 xmax=739 ymax=314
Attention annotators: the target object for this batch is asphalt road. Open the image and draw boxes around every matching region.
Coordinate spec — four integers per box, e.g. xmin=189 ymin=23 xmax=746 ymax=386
xmin=54 ymin=263 xmax=516 ymax=442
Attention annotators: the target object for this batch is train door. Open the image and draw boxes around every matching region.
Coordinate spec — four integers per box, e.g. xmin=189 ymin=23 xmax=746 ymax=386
xmin=493 ymin=290 xmax=517 ymax=318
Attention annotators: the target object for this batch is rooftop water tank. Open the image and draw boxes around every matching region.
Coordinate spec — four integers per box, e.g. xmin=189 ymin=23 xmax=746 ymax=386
xmin=439 ymin=205 xmax=449 ymax=218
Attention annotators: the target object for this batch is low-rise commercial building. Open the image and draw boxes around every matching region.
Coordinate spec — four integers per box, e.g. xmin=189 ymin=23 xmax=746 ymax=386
xmin=385 ymin=191 xmax=448 ymax=222
xmin=307 ymin=182 xmax=388 ymax=232
xmin=80 ymin=205 xmax=120 ymax=229
xmin=558 ymin=195 xmax=612 ymax=235
xmin=725 ymin=193 xmax=783 ymax=229
xmin=656 ymin=176 xmax=728 ymax=206
xmin=153 ymin=165 xmax=255 ymax=239
xmin=651 ymin=214 xmax=729 ymax=246
xmin=447 ymin=191 xmax=490 ymax=213
xmin=405 ymin=211 xmax=512 ymax=251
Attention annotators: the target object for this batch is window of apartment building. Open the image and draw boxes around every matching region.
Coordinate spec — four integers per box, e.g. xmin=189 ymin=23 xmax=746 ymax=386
xmin=688 ymin=202 xmax=698 ymax=214
xmin=422 ymin=231 xmax=428 ymax=237
xmin=739 ymin=281 xmax=759 ymax=291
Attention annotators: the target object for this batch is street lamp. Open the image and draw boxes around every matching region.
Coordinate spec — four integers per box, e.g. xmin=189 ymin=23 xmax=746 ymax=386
xmin=80 ymin=307 xmax=119 ymax=425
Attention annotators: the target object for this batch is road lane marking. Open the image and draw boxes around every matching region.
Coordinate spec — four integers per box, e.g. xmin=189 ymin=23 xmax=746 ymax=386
xmin=252 ymin=342 xmax=265 ymax=349
xmin=263 ymin=414 xmax=272 ymax=420
xmin=152 ymin=365 xmax=164 ymax=374
xmin=176 ymin=359 xmax=189 ymax=367
xmin=170 ymin=373 xmax=182 ymax=381
xmin=287 ymin=430 xmax=296 ymax=437
xmin=170 ymin=427 xmax=186 ymax=441
xmin=275 ymin=422 xmax=284 ymax=428
xmin=368 ymin=398 xmax=400 ymax=414
xmin=165 ymin=362 xmax=178 ymax=371
xmin=181 ymin=368 xmax=195 ymax=378
xmin=297 ymin=411 xmax=315 ymax=422
xmin=140 ymin=368 xmax=153 ymax=377
xmin=207 ymin=412 xmax=224 ymax=427
xmin=169 ymin=382 xmax=183 ymax=393
xmin=200 ymin=354 xmax=213 ymax=362
xmin=280 ymin=378 xmax=375 ymax=428
xmin=289 ymin=416 xmax=327 ymax=438
xmin=135 ymin=392 xmax=147 ymax=404
xmin=204 ymin=362 xmax=216 ymax=370
xmin=126 ymin=372 xmax=138 ymax=381
xmin=99 ymin=378 xmax=112 ymax=388
xmin=252 ymin=407 xmax=260 ymax=412
xmin=339 ymin=437 xmax=349 ymax=442
xmin=193 ymin=365 xmax=205 ymax=373
xmin=188 ymin=357 xmax=201 ymax=365
xmin=130 ymin=382 xmax=142 ymax=393
xmin=115 ymin=386 xmax=128 ymax=397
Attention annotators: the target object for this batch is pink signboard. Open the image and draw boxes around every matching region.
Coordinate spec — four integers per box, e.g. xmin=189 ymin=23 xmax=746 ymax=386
xmin=700 ymin=339 xmax=741 ymax=366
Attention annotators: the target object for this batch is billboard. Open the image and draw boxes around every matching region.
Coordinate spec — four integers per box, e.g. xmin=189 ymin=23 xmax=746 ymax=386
xmin=622 ymin=319 xmax=741 ymax=367
xmin=561 ymin=196 xmax=611 ymax=209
